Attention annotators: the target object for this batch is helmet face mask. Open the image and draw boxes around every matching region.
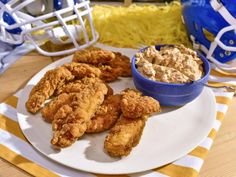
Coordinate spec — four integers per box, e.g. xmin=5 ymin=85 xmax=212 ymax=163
xmin=0 ymin=0 xmax=98 ymax=56
xmin=208 ymin=26 xmax=236 ymax=62
xmin=181 ymin=0 xmax=236 ymax=72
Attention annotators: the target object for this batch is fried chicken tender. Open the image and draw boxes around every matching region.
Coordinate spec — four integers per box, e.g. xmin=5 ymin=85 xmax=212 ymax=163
xmin=104 ymin=89 xmax=161 ymax=157
xmin=99 ymin=65 xmax=122 ymax=82
xmin=86 ymin=94 xmax=122 ymax=133
xmin=63 ymin=62 xmax=101 ymax=79
xmin=56 ymin=77 xmax=103 ymax=95
xmin=55 ymin=77 xmax=113 ymax=96
xmin=42 ymin=78 xmax=113 ymax=123
xmin=73 ymin=47 xmax=115 ymax=64
xmin=26 ymin=67 xmax=74 ymax=114
xmin=26 ymin=63 xmax=101 ymax=114
xmin=99 ymin=52 xmax=131 ymax=82
xmin=121 ymin=89 xmax=161 ymax=118
xmin=104 ymin=115 xmax=147 ymax=157
xmin=106 ymin=84 xmax=114 ymax=96
xmin=72 ymin=47 xmax=131 ymax=82
xmin=41 ymin=93 xmax=73 ymax=123
xmin=111 ymin=52 xmax=132 ymax=77
xmin=51 ymin=81 xmax=108 ymax=148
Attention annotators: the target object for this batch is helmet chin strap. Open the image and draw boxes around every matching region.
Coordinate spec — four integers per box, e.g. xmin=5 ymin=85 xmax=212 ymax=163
xmin=210 ymin=0 xmax=236 ymax=26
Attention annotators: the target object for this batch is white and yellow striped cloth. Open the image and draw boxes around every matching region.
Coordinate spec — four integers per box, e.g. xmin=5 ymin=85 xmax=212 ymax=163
xmin=208 ymin=66 xmax=236 ymax=90
xmin=0 ymin=87 xmax=234 ymax=177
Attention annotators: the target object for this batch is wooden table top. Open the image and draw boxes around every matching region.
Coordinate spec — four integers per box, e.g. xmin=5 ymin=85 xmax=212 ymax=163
xmin=0 ymin=51 xmax=236 ymax=177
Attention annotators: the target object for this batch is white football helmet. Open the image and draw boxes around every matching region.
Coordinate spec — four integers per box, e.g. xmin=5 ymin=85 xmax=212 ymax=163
xmin=0 ymin=0 xmax=98 ymax=56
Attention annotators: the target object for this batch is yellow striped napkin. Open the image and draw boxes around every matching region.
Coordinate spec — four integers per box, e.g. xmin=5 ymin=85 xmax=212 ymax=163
xmin=0 ymin=89 xmax=233 ymax=177
xmin=208 ymin=66 xmax=236 ymax=90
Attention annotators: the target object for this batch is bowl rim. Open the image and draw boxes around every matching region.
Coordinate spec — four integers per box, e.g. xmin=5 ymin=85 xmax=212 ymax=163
xmin=131 ymin=44 xmax=210 ymax=87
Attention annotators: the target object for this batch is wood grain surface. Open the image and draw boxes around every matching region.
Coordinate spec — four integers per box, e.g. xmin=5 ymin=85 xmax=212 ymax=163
xmin=0 ymin=51 xmax=235 ymax=177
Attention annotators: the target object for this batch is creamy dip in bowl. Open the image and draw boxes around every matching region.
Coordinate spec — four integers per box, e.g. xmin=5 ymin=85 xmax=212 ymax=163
xmin=131 ymin=44 xmax=210 ymax=106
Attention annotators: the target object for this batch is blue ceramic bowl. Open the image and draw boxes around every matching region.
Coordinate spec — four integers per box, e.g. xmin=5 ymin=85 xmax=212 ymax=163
xmin=131 ymin=45 xmax=210 ymax=106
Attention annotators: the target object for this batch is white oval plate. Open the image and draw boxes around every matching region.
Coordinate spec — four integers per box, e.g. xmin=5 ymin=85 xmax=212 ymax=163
xmin=17 ymin=44 xmax=216 ymax=175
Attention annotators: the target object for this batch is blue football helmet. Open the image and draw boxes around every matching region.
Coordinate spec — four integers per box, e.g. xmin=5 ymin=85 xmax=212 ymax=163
xmin=181 ymin=0 xmax=236 ymax=72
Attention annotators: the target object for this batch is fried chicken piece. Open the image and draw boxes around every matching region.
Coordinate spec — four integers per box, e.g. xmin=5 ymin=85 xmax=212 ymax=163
xmin=71 ymin=47 xmax=131 ymax=82
xmin=55 ymin=77 xmax=104 ymax=95
xmin=99 ymin=53 xmax=132 ymax=82
xmin=26 ymin=63 xmax=101 ymax=114
xmin=55 ymin=77 xmax=113 ymax=96
xmin=63 ymin=62 xmax=101 ymax=79
xmin=106 ymin=84 xmax=114 ymax=96
xmin=104 ymin=89 xmax=161 ymax=157
xmin=43 ymin=78 xmax=105 ymax=122
xmin=25 ymin=67 xmax=74 ymax=114
xmin=121 ymin=89 xmax=161 ymax=118
xmin=72 ymin=47 xmax=115 ymax=64
xmin=86 ymin=94 xmax=122 ymax=133
xmin=42 ymin=78 xmax=113 ymax=123
xmin=99 ymin=65 xmax=122 ymax=82
xmin=51 ymin=81 xmax=108 ymax=148
xmin=111 ymin=52 xmax=132 ymax=77
xmin=104 ymin=115 xmax=147 ymax=157
xmin=41 ymin=93 xmax=73 ymax=123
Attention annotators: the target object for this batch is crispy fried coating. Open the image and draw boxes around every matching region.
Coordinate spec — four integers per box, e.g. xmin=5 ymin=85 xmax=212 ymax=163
xmin=26 ymin=63 xmax=101 ymax=114
xmin=55 ymin=77 xmax=103 ymax=95
xmin=86 ymin=94 xmax=122 ymax=133
xmin=25 ymin=67 xmax=74 ymax=114
xmin=106 ymin=84 xmax=114 ymax=96
xmin=63 ymin=62 xmax=101 ymax=79
xmin=71 ymin=47 xmax=131 ymax=82
xmin=104 ymin=115 xmax=147 ymax=157
xmin=111 ymin=52 xmax=132 ymax=77
xmin=121 ymin=89 xmax=161 ymax=118
xmin=51 ymin=81 xmax=108 ymax=148
xmin=42 ymin=78 xmax=113 ymax=123
xmin=99 ymin=65 xmax=122 ymax=82
xmin=104 ymin=89 xmax=161 ymax=157
xmin=55 ymin=77 xmax=113 ymax=96
xmin=72 ymin=47 xmax=115 ymax=64
xmin=41 ymin=93 xmax=73 ymax=123
xmin=99 ymin=52 xmax=131 ymax=82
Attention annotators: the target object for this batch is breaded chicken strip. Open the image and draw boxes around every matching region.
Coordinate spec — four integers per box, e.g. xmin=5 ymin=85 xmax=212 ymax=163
xmin=99 ymin=65 xmax=122 ymax=82
xmin=42 ymin=78 xmax=113 ymax=123
xmin=73 ymin=47 xmax=115 ymax=64
xmin=111 ymin=52 xmax=132 ymax=77
xmin=86 ymin=94 xmax=122 ymax=133
xmin=121 ymin=89 xmax=161 ymax=118
xmin=55 ymin=77 xmax=113 ymax=96
xmin=106 ymin=84 xmax=114 ymax=96
xmin=104 ymin=89 xmax=161 ymax=157
xmin=99 ymin=52 xmax=131 ymax=82
xmin=104 ymin=115 xmax=147 ymax=157
xmin=25 ymin=66 xmax=74 ymax=114
xmin=72 ymin=47 xmax=131 ymax=82
xmin=41 ymin=93 xmax=73 ymax=123
xmin=63 ymin=62 xmax=101 ymax=79
xmin=51 ymin=81 xmax=108 ymax=148
xmin=98 ymin=52 xmax=132 ymax=82
xmin=26 ymin=63 xmax=101 ymax=114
